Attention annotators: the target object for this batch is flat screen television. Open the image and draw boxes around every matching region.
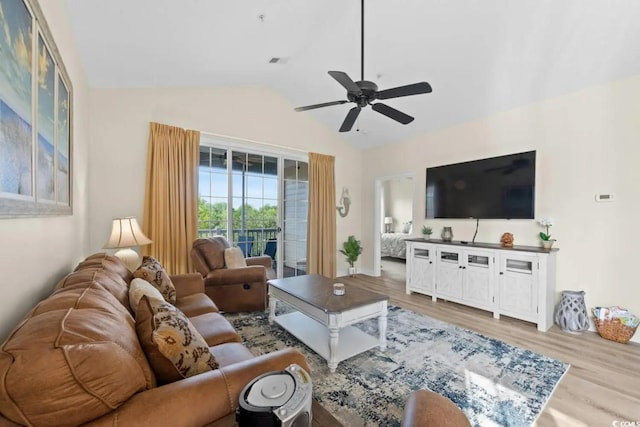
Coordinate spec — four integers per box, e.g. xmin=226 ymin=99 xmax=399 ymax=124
xmin=425 ymin=151 xmax=536 ymax=219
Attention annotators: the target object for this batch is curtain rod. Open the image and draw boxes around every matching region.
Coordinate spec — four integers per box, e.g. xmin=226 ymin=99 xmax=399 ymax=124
xmin=199 ymin=130 xmax=308 ymax=154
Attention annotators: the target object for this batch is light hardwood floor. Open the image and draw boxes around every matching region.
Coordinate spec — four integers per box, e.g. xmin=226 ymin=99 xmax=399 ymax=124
xmin=216 ymin=273 xmax=640 ymax=427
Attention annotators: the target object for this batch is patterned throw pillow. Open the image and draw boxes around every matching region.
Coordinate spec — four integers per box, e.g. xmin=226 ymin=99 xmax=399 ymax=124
xmin=129 ymin=277 xmax=165 ymax=313
xmin=224 ymin=247 xmax=247 ymax=269
xmin=133 ymin=256 xmax=176 ymax=304
xmin=136 ymin=296 xmax=218 ymax=384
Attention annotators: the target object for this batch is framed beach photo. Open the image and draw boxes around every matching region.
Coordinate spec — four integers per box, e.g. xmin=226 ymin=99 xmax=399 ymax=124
xmin=0 ymin=0 xmax=73 ymax=217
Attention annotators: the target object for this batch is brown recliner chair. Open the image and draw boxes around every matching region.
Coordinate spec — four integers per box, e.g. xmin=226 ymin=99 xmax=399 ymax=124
xmin=401 ymin=390 xmax=471 ymax=427
xmin=191 ymin=237 xmax=275 ymax=312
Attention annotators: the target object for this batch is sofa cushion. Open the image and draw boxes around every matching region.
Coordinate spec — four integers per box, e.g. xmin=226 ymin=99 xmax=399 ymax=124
xmin=192 ymin=237 xmax=229 ymax=274
xmin=33 ymin=280 xmax=131 ymax=319
xmin=136 ymin=296 xmax=219 ymax=384
xmin=129 ymin=277 xmax=165 ymax=313
xmin=209 ymin=342 xmax=254 ymax=367
xmin=189 ymin=312 xmax=241 ymax=346
xmin=55 ymin=268 xmax=131 ymax=313
xmin=0 ymin=308 xmax=153 ymax=427
xmin=133 ymin=256 xmax=177 ymax=304
xmin=175 ymin=293 xmax=219 ymax=317
xmin=75 ymin=252 xmax=133 ymax=284
xmin=224 ymin=247 xmax=247 ymax=268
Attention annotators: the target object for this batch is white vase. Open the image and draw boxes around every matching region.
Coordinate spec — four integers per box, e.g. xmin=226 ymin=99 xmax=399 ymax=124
xmin=541 ymin=239 xmax=555 ymax=250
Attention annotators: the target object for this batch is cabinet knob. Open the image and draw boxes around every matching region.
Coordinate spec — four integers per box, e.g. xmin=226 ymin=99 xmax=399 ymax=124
xmin=499 ymin=272 xmax=504 ymax=275
xmin=429 ymin=261 xmax=433 ymax=264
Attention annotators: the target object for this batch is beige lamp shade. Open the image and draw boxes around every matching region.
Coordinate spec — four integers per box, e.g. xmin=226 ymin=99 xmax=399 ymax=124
xmin=103 ymin=217 xmax=152 ymax=271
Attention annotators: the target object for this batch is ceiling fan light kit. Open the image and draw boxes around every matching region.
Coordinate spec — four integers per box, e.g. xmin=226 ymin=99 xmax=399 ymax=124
xmin=294 ymin=0 xmax=432 ymax=132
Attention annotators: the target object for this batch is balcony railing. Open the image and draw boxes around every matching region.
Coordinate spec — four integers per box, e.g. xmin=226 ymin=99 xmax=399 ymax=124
xmin=197 ymin=228 xmax=278 ymax=257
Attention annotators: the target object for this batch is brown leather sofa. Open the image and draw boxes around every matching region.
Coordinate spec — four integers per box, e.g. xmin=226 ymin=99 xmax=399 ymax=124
xmin=191 ymin=237 xmax=274 ymax=312
xmin=0 ymin=253 xmax=308 ymax=427
xmin=401 ymin=390 xmax=471 ymax=427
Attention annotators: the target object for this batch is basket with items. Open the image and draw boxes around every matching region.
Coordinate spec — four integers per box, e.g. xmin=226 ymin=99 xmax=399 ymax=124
xmin=592 ymin=306 xmax=639 ymax=344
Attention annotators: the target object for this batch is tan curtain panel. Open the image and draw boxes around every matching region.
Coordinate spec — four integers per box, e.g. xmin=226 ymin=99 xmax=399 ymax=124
xmin=142 ymin=122 xmax=199 ymax=274
xmin=307 ymin=152 xmax=336 ymax=278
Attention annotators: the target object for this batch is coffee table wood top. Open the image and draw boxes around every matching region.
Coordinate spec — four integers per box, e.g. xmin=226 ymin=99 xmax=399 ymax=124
xmin=268 ymin=274 xmax=388 ymax=314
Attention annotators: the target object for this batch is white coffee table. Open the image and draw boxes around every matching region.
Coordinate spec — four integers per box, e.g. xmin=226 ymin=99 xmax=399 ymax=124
xmin=268 ymin=274 xmax=388 ymax=373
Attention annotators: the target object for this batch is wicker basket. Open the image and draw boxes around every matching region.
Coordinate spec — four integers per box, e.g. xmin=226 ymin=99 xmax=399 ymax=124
xmin=593 ymin=318 xmax=638 ymax=344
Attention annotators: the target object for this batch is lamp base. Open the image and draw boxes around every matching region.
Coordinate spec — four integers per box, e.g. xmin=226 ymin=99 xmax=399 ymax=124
xmin=114 ymin=248 xmax=141 ymax=272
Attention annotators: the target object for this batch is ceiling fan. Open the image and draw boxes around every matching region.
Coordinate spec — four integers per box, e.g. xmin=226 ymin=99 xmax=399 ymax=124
xmin=294 ymin=0 xmax=432 ymax=132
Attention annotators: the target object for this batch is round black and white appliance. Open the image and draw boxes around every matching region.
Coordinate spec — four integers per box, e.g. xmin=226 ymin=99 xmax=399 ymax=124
xmin=236 ymin=364 xmax=312 ymax=427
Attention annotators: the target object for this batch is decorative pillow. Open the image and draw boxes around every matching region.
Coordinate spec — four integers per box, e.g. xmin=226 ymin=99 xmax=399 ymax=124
xmin=133 ymin=256 xmax=176 ymax=304
xmin=129 ymin=277 xmax=165 ymax=314
xmin=136 ymin=296 xmax=218 ymax=384
xmin=224 ymin=247 xmax=247 ymax=269
xmin=402 ymin=221 xmax=412 ymax=234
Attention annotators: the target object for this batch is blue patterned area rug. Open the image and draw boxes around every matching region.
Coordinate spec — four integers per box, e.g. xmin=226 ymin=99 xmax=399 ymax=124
xmin=226 ymin=305 xmax=569 ymax=427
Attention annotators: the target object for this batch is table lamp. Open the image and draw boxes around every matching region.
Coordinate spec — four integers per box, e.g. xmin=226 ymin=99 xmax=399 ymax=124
xmin=384 ymin=217 xmax=393 ymax=233
xmin=103 ymin=217 xmax=152 ymax=271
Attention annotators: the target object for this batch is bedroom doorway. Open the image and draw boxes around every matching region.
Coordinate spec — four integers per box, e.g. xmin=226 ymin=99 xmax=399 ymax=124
xmin=373 ymin=173 xmax=415 ymax=281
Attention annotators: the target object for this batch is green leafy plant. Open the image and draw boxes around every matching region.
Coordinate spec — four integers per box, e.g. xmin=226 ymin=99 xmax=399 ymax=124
xmin=422 ymin=226 xmax=433 ymax=235
xmin=339 ymin=235 xmax=363 ymax=268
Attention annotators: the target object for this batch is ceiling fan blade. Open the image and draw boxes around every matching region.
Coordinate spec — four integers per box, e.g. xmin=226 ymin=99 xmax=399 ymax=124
xmin=329 ymin=71 xmax=362 ymax=95
xmin=339 ymin=107 xmax=361 ymax=132
xmin=376 ymin=82 xmax=432 ymax=100
xmin=294 ymin=100 xmax=348 ymax=112
xmin=372 ymin=103 xmax=414 ymax=124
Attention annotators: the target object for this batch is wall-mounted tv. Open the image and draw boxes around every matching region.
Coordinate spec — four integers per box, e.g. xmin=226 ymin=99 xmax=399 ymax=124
xmin=426 ymin=151 xmax=536 ymax=219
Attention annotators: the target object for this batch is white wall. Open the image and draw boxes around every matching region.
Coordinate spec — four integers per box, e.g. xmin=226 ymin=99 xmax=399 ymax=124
xmin=0 ymin=2 xmax=91 ymax=339
xmin=361 ymin=74 xmax=640 ymax=342
xmin=88 ymin=86 xmax=364 ymax=276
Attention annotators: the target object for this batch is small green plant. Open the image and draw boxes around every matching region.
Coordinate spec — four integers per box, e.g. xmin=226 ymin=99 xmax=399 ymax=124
xmin=422 ymin=226 xmax=433 ymax=235
xmin=339 ymin=235 xmax=363 ymax=268
xmin=537 ymin=218 xmax=555 ymax=241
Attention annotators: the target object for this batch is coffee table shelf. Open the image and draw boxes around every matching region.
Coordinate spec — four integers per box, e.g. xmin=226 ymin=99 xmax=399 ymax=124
xmin=268 ymin=274 xmax=388 ymax=373
xmin=275 ymin=311 xmax=380 ymax=364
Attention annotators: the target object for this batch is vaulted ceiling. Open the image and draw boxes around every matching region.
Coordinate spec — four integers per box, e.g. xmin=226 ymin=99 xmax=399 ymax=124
xmin=63 ymin=0 xmax=640 ymax=148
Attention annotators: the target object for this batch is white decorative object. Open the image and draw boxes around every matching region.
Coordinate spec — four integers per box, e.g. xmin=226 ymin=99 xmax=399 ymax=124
xmin=554 ymin=290 xmax=589 ymax=334
xmin=103 ymin=217 xmax=152 ymax=271
xmin=406 ymin=240 xmax=558 ymax=332
xmin=333 ymin=283 xmax=346 ymax=296
xmin=336 ymin=187 xmax=351 ymax=217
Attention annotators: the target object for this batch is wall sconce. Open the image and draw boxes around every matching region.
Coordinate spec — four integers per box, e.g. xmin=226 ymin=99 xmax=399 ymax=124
xmin=336 ymin=187 xmax=351 ymax=218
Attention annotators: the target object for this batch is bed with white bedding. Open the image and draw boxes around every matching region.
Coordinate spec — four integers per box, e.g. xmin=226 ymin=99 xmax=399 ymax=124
xmin=381 ymin=232 xmax=411 ymax=259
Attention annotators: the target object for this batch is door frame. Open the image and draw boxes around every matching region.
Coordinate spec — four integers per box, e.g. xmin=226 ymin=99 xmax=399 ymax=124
xmin=373 ymin=172 xmax=416 ymax=277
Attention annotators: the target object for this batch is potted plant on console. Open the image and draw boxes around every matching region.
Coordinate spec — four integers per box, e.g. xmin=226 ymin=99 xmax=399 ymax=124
xmin=538 ymin=217 xmax=556 ymax=249
xmin=422 ymin=226 xmax=433 ymax=240
xmin=340 ymin=235 xmax=363 ymax=277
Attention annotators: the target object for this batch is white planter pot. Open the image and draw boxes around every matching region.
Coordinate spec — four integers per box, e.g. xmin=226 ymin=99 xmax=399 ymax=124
xmin=348 ymin=267 xmax=357 ymax=277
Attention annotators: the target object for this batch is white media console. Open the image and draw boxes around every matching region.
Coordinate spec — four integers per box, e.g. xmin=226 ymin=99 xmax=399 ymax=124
xmin=405 ymin=239 xmax=558 ymax=331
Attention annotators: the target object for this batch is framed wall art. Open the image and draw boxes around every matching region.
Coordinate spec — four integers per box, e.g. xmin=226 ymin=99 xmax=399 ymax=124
xmin=0 ymin=0 xmax=73 ymax=217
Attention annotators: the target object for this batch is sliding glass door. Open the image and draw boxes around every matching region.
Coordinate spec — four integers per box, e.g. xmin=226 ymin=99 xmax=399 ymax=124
xmin=198 ymin=141 xmax=307 ymax=278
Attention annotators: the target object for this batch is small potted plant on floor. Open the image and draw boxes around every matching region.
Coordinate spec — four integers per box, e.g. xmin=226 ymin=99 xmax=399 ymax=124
xmin=340 ymin=235 xmax=363 ymax=277
xmin=421 ymin=226 xmax=433 ymax=240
